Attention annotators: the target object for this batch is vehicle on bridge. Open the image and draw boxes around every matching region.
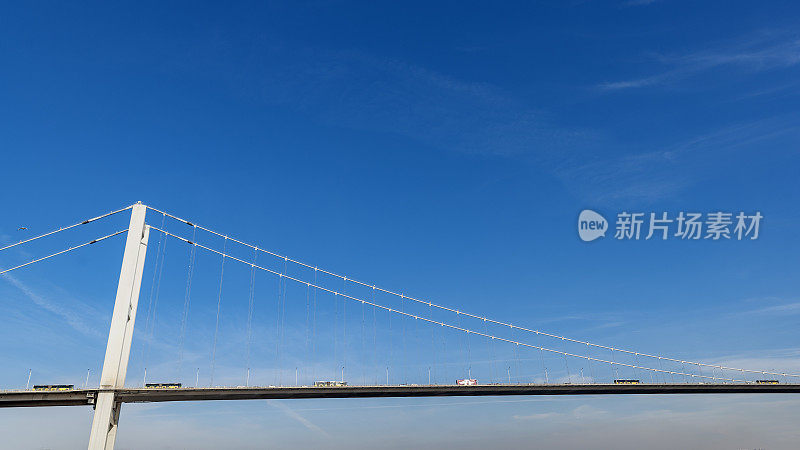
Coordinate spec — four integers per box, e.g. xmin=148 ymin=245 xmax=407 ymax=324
xmin=33 ymin=385 xmax=74 ymax=391
xmin=314 ymin=381 xmax=348 ymax=387
xmin=144 ymin=383 xmax=182 ymax=389
xmin=614 ymin=379 xmax=640 ymax=384
xmin=756 ymin=380 xmax=779 ymax=384
xmin=456 ymin=379 xmax=478 ymax=386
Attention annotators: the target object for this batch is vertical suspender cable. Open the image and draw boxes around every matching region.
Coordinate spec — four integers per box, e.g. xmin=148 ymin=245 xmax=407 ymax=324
xmin=149 ymin=229 xmax=168 ymax=351
xmin=465 ymin=317 xmax=472 ymax=379
xmin=611 ymin=348 xmax=618 ymax=380
xmin=141 ymin=213 xmax=166 ymax=383
xmin=660 ymin=358 xmax=673 ymax=384
xmin=304 ymin=281 xmax=310 ymax=386
xmin=245 ymin=247 xmax=257 ymax=386
xmin=177 ymin=226 xmax=197 ymax=380
xmin=279 ymin=258 xmax=288 ymax=385
xmin=275 ymin=260 xmax=286 ymax=385
xmin=456 ymin=312 xmax=465 ymax=377
xmin=485 ymin=320 xmax=496 ymax=383
xmin=342 ymin=278 xmax=347 ymax=383
xmin=440 ymin=316 xmax=448 ymax=382
xmin=274 ymin=271 xmax=281 ymax=385
xmin=372 ymin=288 xmax=378 ymax=384
xmin=387 ymin=301 xmax=392 ymax=384
xmin=514 ymin=342 xmax=520 ymax=384
xmin=210 ymin=237 xmax=227 ymax=387
xmin=361 ymin=296 xmax=366 ymax=385
xmin=538 ymin=332 xmax=546 ymax=383
xmin=401 ymin=294 xmax=406 ymax=383
xmin=333 ymin=279 xmax=338 ymax=382
xmin=312 ymin=269 xmax=318 ymax=384
xmin=275 ymin=258 xmax=288 ymax=385
xmin=430 ymin=302 xmax=436 ymax=385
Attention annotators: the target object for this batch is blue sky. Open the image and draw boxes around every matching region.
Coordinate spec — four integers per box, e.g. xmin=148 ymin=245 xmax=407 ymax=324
xmin=1 ymin=0 xmax=800 ymax=448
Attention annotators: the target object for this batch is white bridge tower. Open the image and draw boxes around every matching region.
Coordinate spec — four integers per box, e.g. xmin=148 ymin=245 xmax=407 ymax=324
xmin=88 ymin=202 xmax=149 ymax=450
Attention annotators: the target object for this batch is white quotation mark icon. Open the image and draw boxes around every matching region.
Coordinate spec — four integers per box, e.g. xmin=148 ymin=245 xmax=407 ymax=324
xmin=578 ymin=210 xmax=607 ymax=242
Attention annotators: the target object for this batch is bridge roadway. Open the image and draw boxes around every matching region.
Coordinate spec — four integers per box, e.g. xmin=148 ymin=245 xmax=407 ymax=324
xmin=2 ymin=384 xmax=800 ymax=408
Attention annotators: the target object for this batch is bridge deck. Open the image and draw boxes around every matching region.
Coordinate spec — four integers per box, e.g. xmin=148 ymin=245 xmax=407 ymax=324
xmin=2 ymin=384 xmax=800 ymax=408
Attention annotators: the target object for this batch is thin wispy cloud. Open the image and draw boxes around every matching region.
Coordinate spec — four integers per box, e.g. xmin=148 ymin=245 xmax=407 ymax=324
xmin=7 ymin=396 xmax=800 ymax=449
xmin=514 ymin=404 xmax=607 ymax=421
xmin=599 ymin=75 xmax=668 ymax=91
xmin=192 ymin=44 xmax=585 ymax=158
xmin=623 ymin=0 xmax=660 ymax=6
xmin=513 ymin=411 xmax=561 ymax=420
xmin=266 ymin=400 xmax=331 ymax=438
xmin=725 ymin=297 xmax=800 ymax=319
xmin=1 ymin=273 xmax=102 ymax=338
xmin=600 ymin=33 xmax=800 ymax=91
xmin=140 ymin=398 xmax=555 ymax=420
xmin=556 ymin=148 xmax=689 ymax=203
xmin=557 ymin=113 xmax=800 ymax=203
xmin=740 ymin=302 xmax=800 ymax=316
xmin=703 ymin=348 xmax=800 ymax=375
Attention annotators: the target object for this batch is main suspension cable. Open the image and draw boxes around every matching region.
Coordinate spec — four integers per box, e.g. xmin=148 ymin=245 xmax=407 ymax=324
xmin=145 ymin=206 xmax=774 ymax=378
xmin=148 ymin=226 xmax=785 ymax=383
xmin=0 ymin=205 xmax=133 ymax=253
xmin=0 ymin=229 xmax=128 ymax=275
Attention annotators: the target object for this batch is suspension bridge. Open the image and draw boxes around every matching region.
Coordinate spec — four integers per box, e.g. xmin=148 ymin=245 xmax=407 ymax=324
xmin=0 ymin=202 xmax=797 ymax=449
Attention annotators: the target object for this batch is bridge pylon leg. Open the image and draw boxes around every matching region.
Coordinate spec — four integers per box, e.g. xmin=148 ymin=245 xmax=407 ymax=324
xmin=88 ymin=203 xmax=149 ymax=450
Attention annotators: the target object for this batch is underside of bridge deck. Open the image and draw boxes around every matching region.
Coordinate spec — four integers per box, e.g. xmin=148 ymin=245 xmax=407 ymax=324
xmin=3 ymin=384 xmax=800 ymax=408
